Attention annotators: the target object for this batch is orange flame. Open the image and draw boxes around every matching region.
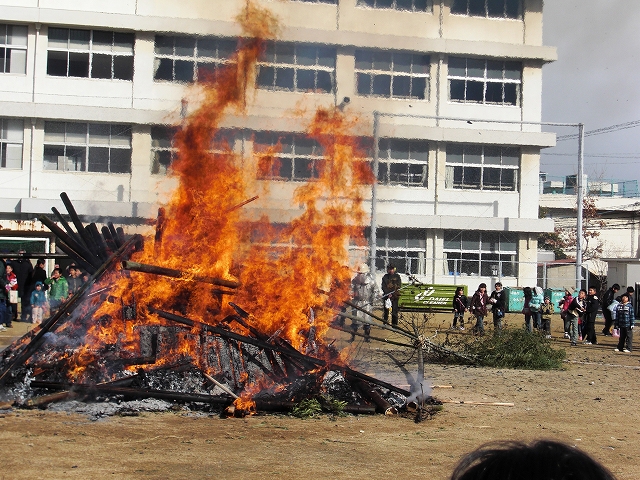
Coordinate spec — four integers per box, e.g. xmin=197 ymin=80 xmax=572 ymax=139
xmin=39 ymin=0 xmax=373 ymax=382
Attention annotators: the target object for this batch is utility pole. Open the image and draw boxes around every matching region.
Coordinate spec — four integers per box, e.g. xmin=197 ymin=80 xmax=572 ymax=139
xmin=576 ymin=123 xmax=585 ymax=291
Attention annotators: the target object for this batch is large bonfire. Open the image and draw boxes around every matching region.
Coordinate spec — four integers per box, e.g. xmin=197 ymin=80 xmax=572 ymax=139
xmin=35 ymin=0 xmax=374 ymax=391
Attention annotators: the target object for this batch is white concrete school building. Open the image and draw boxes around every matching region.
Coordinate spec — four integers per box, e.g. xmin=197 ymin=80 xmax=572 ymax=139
xmin=0 ymin=0 xmax=555 ymax=286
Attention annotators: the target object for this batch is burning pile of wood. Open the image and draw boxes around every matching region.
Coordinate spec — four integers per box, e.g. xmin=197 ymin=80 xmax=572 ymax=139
xmin=0 ymin=194 xmax=432 ymax=418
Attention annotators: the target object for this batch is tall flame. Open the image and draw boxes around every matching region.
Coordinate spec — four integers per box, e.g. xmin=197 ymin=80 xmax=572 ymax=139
xmin=39 ymin=0 xmax=374 ymax=382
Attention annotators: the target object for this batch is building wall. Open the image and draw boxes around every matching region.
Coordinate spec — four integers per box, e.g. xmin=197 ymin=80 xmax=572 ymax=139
xmin=0 ymin=0 xmax=555 ymax=286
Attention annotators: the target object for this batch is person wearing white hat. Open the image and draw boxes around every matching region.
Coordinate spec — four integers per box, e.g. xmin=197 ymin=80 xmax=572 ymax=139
xmin=350 ymin=263 xmax=377 ymax=342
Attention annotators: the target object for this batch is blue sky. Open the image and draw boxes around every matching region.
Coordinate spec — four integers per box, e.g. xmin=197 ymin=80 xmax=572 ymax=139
xmin=541 ymin=1 xmax=640 ymax=184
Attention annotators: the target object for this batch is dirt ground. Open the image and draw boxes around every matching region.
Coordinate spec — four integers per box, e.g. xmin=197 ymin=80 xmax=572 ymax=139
xmin=1 ymin=312 xmax=639 ymax=480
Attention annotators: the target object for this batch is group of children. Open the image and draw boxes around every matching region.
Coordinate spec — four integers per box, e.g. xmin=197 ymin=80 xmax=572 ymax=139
xmin=452 ymin=283 xmax=635 ymax=352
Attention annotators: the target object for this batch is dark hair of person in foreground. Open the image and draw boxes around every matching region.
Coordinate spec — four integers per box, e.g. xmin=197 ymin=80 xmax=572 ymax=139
xmin=450 ymin=440 xmax=617 ymax=480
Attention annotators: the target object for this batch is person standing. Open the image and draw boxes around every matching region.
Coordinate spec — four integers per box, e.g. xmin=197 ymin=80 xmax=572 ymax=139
xmin=349 ymin=263 xmax=377 ymax=342
xmin=381 ymin=264 xmax=402 ymax=327
xmin=470 ymin=283 xmax=489 ymax=335
xmin=29 ymin=281 xmax=47 ymax=324
xmin=601 ymin=283 xmax=620 ymax=336
xmin=4 ymin=263 xmax=18 ymax=323
xmin=452 ymin=286 xmax=468 ymax=330
xmin=559 ymin=288 xmax=574 ymax=339
xmin=522 ymin=286 xmax=533 ymax=332
xmin=540 ymin=296 xmax=555 ymax=338
xmin=489 ymin=282 xmax=506 ymax=334
xmin=614 ymin=293 xmax=635 ymax=353
xmin=67 ymin=265 xmax=83 ymax=298
xmin=583 ymin=286 xmax=601 ymax=345
xmin=530 ymin=286 xmax=544 ymax=331
xmin=45 ymin=268 xmax=69 ymax=314
xmin=11 ymin=250 xmax=33 ymax=322
xmin=0 ymin=268 xmax=8 ymax=330
xmin=567 ymin=289 xmax=586 ymax=346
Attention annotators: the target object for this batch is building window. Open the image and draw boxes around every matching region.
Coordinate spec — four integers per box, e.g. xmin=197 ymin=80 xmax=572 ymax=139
xmin=0 ymin=118 xmax=24 ymax=169
xmin=374 ymin=228 xmax=426 ymax=275
xmin=0 ymin=24 xmax=27 ymax=74
xmin=46 ymin=28 xmax=134 ymax=80
xmin=357 ymin=0 xmax=432 ymax=12
xmin=448 ymin=57 xmax=520 ymax=106
xmin=254 ymin=132 xmax=324 ymax=181
xmin=151 ymin=126 xmax=235 ymax=174
xmin=150 ymin=126 xmax=177 ymax=175
xmin=451 ymin=0 xmax=521 ymax=19
xmin=444 ymin=230 xmax=517 ymax=277
xmin=377 ymin=138 xmax=429 ymax=187
xmin=355 ymin=50 xmax=429 ymax=100
xmin=445 ymin=144 xmax=519 ymax=191
xmin=43 ymin=121 xmax=132 ymax=173
xmin=257 ymin=42 xmax=336 ymax=93
xmin=153 ymin=35 xmax=236 ymax=83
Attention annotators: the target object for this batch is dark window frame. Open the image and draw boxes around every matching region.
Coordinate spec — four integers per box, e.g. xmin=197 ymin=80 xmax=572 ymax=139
xmin=46 ymin=28 xmax=134 ymax=80
xmin=445 ymin=143 xmax=519 ymax=191
xmin=355 ymin=49 xmax=430 ymax=100
xmin=43 ymin=121 xmax=132 ymax=173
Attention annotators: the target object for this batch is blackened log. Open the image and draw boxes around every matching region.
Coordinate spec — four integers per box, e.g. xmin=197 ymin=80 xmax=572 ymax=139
xmin=253 ymin=400 xmax=376 ymax=415
xmin=0 ymin=234 xmax=143 ymax=386
xmin=151 ymin=308 xmax=325 ymax=369
xmin=39 ymin=215 xmax=101 ymax=270
xmin=60 ymin=192 xmax=99 ymax=255
xmin=24 ymin=391 xmax=76 ymax=408
xmin=116 ymin=227 xmax=126 ymax=245
xmin=87 ymin=223 xmax=109 ymax=261
xmin=352 ymin=379 xmax=397 ymax=415
xmin=108 ymin=222 xmax=121 ymax=248
xmin=101 ymin=226 xmax=117 ymax=253
xmin=124 ymin=261 xmax=240 ymax=289
xmin=80 ymin=385 xmax=234 ymax=406
xmin=155 ymin=207 xmax=166 ymax=254
xmin=51 ymin=207 xmax=78 ymax=241
xmin=55 ymin=239 xmax=99 ymax=274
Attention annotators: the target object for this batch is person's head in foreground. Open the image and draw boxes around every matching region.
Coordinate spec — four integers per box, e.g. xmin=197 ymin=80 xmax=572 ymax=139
xmin=450 ymin=440 xmax=617 ymax=480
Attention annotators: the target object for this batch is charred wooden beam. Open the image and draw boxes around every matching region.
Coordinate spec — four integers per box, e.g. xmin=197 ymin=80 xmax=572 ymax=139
xmin=352 ymin=379 xmax=397 ymax=415
xmin=60 ymin=192 xmax=100 ymax=256
xmin=107 ymin=222 xmax=121 ymax=248
xmin=155 ymin=207 xmax=166 ymax=254
xmin=101 ymin=225 xmax=117 ymax=253
xmin=123 ymin=261 xmax=240 ymax=289
xmin=151 ymin=308 xmax=325 ymax=370
xmin=339 ymin=366 xmax=411 ymax=397
xmin=39 ymin=215 xmax=101 ymax=271
xmin=24 ymin=391 xmax=77 ymax=409
xmin=51 ymin=207 xmax=79 ymax=241
xmin=87 ymin=223 xmax=109 ymax=262
xmin=0 ymin=234 xmax=143 ymax=386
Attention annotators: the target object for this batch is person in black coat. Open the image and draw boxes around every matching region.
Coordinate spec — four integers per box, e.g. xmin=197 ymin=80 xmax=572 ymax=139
xmin=583 ymin=285 xmax=601 ymax=345
xmin=11 ymin=250 xmax=34 ymax=322
xmin=489 ymin=282 xmax=506 ymax=334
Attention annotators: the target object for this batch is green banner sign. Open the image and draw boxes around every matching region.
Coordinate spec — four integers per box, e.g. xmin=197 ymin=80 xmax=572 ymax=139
xmin=399 ymin=284 xmax=468 ymax=311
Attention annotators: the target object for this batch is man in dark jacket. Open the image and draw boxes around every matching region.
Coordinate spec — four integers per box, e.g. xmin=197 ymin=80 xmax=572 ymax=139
xmin=601 ymin=283 xmax=620 ymax=336
xmin=583 ymin=286 xmax=601 ymax=345
xmin=381 ymin=264 xmax=402 ymax=327
xmin=11 ymin=250 xmax=34 ymax=322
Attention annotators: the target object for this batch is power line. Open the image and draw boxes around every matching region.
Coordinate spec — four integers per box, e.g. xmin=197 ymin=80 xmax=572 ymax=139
xmin=556 ymin=120 xmax=640 ymax=141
